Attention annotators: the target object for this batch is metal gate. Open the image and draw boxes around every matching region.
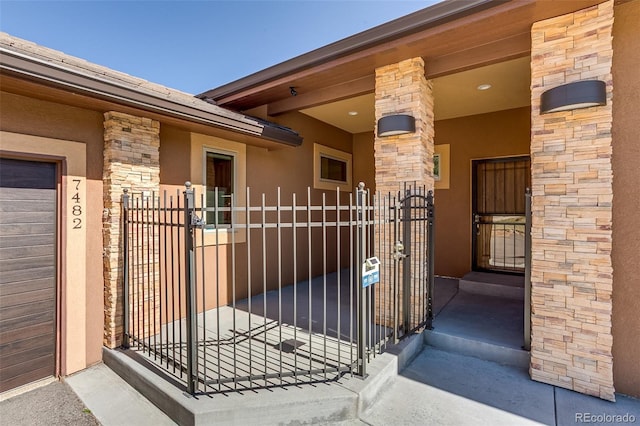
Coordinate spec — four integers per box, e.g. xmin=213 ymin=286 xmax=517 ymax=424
xmin=390 ymin=186 xmax=435 ymax=340
xmin=121 ymin=182 xmax=434 ymax=395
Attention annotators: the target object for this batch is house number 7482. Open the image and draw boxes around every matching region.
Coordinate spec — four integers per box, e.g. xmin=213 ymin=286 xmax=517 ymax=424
xmin=72 ymin=179 xmax=82 ymax=229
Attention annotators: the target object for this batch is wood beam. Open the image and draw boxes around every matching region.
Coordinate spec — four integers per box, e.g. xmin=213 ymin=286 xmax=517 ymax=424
xmin=267 ymin=75 xmax=374 ymax=116
xmin=266 ymin=32 xmax=530 ymax=114
xmin=425 ymin=32 xmax=531 ymax=79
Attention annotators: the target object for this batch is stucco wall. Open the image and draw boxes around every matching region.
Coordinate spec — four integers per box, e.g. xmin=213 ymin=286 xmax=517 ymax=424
xmin=0 ymin=91 xmax=104 ymax=371
xmin=352 ymin=132 xmax=375 ymax=193
xmin=611 ymin=0 xmax=640 ymax=399
xmin=159 ymin=125 xmax=191 ymax=186
xmin=158 ymin=111 xmax=356 ymax=304
xmin=433 ymin=107 xmax=531 ymax=278
xmin=246 ymin=111 xmax=353 ymax=196
xmin=245 ymin=111 xmax=355 ymax=298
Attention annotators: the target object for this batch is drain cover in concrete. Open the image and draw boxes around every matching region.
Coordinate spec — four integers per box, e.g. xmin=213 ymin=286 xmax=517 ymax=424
xmin=277 ymin=339 xmax=305 ymax=353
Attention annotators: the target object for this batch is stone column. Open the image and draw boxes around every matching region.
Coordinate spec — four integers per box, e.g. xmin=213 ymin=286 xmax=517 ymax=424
xmin=530 ymin=1 xmax=615 ymax=400
xmin=103 ymin=111 xmax=160 ymax=348
xmin=374 ymin=57 xmax=435 ymax=329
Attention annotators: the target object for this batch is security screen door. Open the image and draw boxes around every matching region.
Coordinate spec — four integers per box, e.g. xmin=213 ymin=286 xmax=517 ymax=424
xmin=472 ymin=156 xmax=531 ymax=273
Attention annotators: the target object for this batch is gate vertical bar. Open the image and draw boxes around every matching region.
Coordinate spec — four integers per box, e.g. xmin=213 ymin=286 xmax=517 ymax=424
xmin=402 ymin=190 xmax=412 ymax=334
xmin=183 ymin=182 xmax=198 ymax=394
xmin=349 ymin=192 xmax=354 ymax=372
xmin=356 ymin=182 xmax=367 ymax=377
xmin=336 ymin=188 xmax=341 ymax=367
xmin=162 ymin=191 xmax=169 ymax=368
xmin=122 ymin=189 xmax=130 ymax=348
xmin=292 ymin=192 xmax=298 ymax=383
xmin=524 ymin=188 xmax=532 ymax=351
xmin=393 ymin=195 xmax=400 ymax=344
xmin=426 ymin=190 xmax=435 ymax=329
xmin=230 ymin=192 xmax=238 ymax=390
xmin=322 ymin=192 xmax=327 ymax=379
xmin=307 ymin=187 xmax=312 ymax=379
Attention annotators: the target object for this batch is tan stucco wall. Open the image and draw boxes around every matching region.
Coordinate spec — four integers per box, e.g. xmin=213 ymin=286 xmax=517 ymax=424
xmin=352 ymin=132 xmax=375 ymax=193
xmin=0 ymin=92 xmax=105 ymax=373
xmin=611 ymin=0 xmax=640 ymax=399
xmin=433 ymin=107 xmax=531 ymax=278
xmin=246 ymin=111 xmax=353 ymax=196
xmin=159 ymin=125 xmax=191 ymax=186
xmin=158 ymin=111 xmax=355 ymax=304
xmin=245 ymin=111 xmax=355 ymax=298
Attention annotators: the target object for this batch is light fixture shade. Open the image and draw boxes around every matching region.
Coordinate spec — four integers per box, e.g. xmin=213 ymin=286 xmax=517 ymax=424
xmin=377 ymin=114 xmax=416 ymax=137
xmin=540 ymin=80 xmax=606 ymax=114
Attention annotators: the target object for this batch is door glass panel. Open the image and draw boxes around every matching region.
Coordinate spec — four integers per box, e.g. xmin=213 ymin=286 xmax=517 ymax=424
xmin=205 ymin=152 xmax=234 ymax=226
xmin=475 ymin=215 xmax=526 ymax=272
xmin=473 ymin=157 xmax=530 ymax=273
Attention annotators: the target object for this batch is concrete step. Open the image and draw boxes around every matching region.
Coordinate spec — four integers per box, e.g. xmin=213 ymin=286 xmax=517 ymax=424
xmin=103 ymin=348 xmax=359 ymax=426
xmin=459 ymin=271 xmax=524 ymax=300
xmin=423 ymin=329 xmax=530 ymax=369
xmin=102 ymin=334 xmax=426 ymax=426
xmin=66 ymin=363 xmax=176 ymax=426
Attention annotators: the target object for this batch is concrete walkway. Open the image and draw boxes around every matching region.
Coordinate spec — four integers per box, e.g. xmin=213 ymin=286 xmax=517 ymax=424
xmin=66 ymin=363 xmax=177 ymax=426
xmin=362 ymin=346 xmax=640 ymax=426
xmin=2 ymin=344 xmax=638 ymax=425
xmin=5 ymin=275 xmax=637 ymax=425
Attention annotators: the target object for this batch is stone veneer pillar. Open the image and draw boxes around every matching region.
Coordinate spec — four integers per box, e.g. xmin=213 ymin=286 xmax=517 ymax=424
xmin=374 ymin=57 xmax=435 ymax=328
xmin=103 ymin=111 xmax=160 ymax=348
xmin=530 ymin=1 xmax=615 ymax=400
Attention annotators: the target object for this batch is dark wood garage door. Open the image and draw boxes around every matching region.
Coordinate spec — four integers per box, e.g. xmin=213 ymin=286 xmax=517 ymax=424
xmin=0 ymin=158 xmax=57 ymax=393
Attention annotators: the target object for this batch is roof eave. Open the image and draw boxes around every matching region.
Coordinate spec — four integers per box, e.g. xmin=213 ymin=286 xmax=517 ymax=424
xmin=0 ymin=47 xmax=303 ymax=147
xmin=197 ymin=0 xmax=502 ymax=101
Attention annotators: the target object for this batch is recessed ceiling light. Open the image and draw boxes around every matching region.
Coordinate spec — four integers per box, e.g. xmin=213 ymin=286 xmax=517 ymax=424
xmin=348 ymin=111 xmax=358 ymax=116
xmin=477 ymin=84 xmax=492 ymax=91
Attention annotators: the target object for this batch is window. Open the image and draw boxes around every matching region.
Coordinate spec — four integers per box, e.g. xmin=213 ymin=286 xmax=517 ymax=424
xmin=321 ymin=156 xmax=348 ymax=182
xmin=313 ymin=143 xmax=352 ymax=191
xmin=191 ymin=134 xmax=246 ymax=243
xmin=205 ymin=151 xmax=234 ymax=226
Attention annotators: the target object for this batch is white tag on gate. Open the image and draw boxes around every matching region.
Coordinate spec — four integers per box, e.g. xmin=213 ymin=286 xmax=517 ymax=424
xmin=362 ymin=257 xmax=380 ymax=288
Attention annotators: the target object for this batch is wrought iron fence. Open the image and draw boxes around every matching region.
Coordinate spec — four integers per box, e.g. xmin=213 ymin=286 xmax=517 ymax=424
xmin=121 ymin=182 xmax=434 ymax=395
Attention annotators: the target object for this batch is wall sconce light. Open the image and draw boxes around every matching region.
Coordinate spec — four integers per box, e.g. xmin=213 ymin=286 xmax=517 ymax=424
xmin=540 ymin=80 xmax=606 ymax=114
xmin=377 ymin=114 xmax=416 ymax=137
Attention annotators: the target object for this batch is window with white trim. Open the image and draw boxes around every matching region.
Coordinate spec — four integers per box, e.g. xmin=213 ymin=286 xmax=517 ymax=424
xmin=313 ymin=143 xmax=352 ymax=192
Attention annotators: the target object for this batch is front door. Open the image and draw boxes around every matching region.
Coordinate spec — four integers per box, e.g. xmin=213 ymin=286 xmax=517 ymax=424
xmin=472 ymin=156 xmax=530 ymax=273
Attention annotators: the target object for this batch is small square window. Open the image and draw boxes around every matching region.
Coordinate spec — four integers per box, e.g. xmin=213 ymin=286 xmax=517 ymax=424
xmin=205 ymin=151 xmax=234 ymax=226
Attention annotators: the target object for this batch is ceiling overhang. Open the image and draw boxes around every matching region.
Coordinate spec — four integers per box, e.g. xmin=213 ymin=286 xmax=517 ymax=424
xmin=198 ymin=0 xmax=604 ymax=113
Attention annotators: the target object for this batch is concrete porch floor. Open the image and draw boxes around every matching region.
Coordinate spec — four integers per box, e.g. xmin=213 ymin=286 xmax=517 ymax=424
xmin=99 ymin=272 xmax=537 ymax=423
xmin=128 ymin=268 xmax=392 ymax=395
xmin=427 ymin=274 xmax=529 ymax=368
xmin=120 ymin=272 xmax=531 ymax=399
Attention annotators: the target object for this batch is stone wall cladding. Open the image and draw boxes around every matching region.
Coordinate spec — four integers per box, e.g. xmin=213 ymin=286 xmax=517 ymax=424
xmin=530 ymin=1 xmax=615 ymax=401
xmin=374 ymin=58 xmax=435 ymax=329
xmin=103 ymin=111 xmax=160 ymax=348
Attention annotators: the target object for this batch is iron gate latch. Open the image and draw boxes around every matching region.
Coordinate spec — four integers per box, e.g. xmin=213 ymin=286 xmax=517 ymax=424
xmin=392 ymin=241 xmax=408 ymax=261
xmin=190 ymin=213 xmax=205 ymax=228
